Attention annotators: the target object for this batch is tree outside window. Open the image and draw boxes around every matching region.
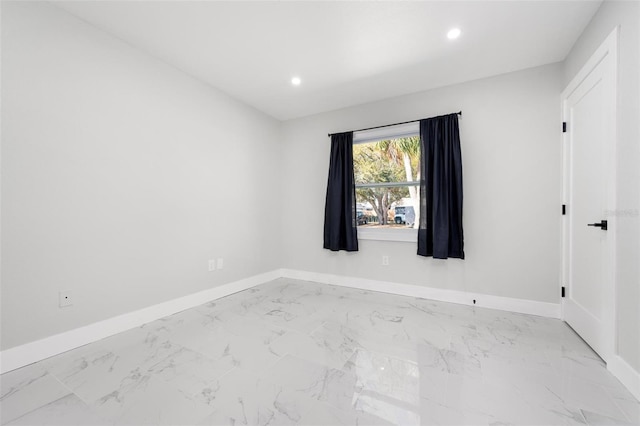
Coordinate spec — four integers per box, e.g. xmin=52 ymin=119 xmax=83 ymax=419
xmin=353 ymin=136 xmax=420 ymax=228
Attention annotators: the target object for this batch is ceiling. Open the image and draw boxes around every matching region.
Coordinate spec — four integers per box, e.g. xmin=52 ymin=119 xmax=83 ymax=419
xmin=52 ymin=1 xmax=602 ymax=121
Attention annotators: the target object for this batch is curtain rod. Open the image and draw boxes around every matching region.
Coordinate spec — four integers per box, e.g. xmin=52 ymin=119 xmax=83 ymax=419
xmin=327 ymin=111 xmax=462 ymax=137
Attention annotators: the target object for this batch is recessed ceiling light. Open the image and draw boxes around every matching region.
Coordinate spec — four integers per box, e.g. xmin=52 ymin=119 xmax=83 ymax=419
xmin=291 ymin=77 xmax=301 ymax=86
xmin=447 ymin=28 xmax=461 ymax=40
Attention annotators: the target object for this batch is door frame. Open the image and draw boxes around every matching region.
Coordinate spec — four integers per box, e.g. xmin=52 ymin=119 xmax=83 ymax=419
xmin=561 ymin=27 xmax=618 ymax=363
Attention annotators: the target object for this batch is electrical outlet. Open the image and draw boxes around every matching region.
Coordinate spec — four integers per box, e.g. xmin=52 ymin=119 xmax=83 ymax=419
xmin=382 ymin=255 xmax=389 ymax=266
xmin=217 ymin=258 xmax=224 ymax=270
xmin=208 ymin=259 xmax=216 ymax=271
xmin=59 ymin=290 xmax=73 ymax=308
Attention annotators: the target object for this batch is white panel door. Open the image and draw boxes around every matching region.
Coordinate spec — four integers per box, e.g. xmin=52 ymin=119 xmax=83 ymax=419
xmin=562 ymin=29 xmax=617 ymax=362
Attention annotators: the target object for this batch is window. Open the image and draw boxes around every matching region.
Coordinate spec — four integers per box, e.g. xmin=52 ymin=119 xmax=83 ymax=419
xmin=353 ymin=122 xmax=420 ymax=242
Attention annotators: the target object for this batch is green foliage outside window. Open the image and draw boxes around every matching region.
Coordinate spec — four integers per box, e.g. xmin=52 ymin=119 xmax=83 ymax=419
xmin=353 ymin=137 xmax=420 ymax=225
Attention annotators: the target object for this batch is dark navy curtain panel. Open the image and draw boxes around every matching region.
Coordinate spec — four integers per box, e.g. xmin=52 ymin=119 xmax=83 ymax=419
xmin=418 ymin=114 xmax=464 ymax=259
xmin=323 ymin=131 xmax=358 ymax=252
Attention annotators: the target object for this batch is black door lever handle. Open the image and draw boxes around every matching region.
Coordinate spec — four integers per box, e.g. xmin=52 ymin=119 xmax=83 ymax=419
xmin=587 ymin=220 xmax=608 ymax=230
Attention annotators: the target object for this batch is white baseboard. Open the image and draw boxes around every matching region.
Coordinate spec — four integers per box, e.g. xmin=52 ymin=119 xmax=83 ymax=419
xmin=280 ymin=269 xmax=561 ymax=319
xmin=0 ymin=270 xmax=280 ymax=375
xmin=6 ymin=268 xmax=636 ymax=400
xmin=0 ymin=268 xmax=564 ymax=375
xmin=609 ymin=355 xmax=640 ymax=401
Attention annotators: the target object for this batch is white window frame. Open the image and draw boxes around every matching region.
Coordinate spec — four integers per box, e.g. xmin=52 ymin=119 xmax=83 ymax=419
xmin=353 ymin=122 xmax=420 ymax=243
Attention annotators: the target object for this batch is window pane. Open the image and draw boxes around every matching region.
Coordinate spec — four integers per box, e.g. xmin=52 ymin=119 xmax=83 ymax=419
xmin=356 ymin=187 xmax=420 ymax=229
xmin=353 ymin=136 xmax=420 ymax=186
xmin=353 ymin=136 xmax=421 ymax=229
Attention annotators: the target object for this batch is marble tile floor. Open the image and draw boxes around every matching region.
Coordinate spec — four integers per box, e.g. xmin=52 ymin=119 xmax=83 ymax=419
xmin=1 ymin=278 xmax=638 ymax=425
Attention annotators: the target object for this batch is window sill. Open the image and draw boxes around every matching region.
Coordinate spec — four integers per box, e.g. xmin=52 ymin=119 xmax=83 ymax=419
xmin=357 ymin=227 xmax=417 ymax=242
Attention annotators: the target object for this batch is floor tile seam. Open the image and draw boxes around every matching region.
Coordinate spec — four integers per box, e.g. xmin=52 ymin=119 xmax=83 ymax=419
xmin=252 ymin=353 xmax=365 ymax=403
xmin=555 ymin=405 xmax=588 ymax=424
xmin=356 ymin=386 xmax=421 ymax=416
xmin=35 ymin=341 xmax=114 ymax=375
xmin=231 ymin=363 xmax=384 ymax=424
xmin=579 ymin=409 xmax=623 ymax=426
xmin=49 ymin=367 xmax=126 ymax=411
xmin=68 ymin=391 xmax=121 ymax=426
xmin=348 ymin=338 xmax=423 ymax=365
xmin=169 ymin=326 xmax=229 ymax=354
xmin=568 ymin=386 xmax=630 ymax=423
xmin=0 ymin=366 xmax=46 ymax=393
xmin=305 ymin=320 xmax=329 ymax=337
xmin=316 ymin=398 xmax=389 ymax=425
xmin=44 ymin=344 xmax=231 ymax=411
xmin=0 ymin=387 xmax=66 ymax=426
xmin=244 ymin=314 xmax=313 ymax=333
xmin=1 ymin=393 xmax=71 ymax=426
xmin=74 ymin=341 xmax=185 ymax=378
xmin=280 ymin=281 xmax=400 ymax=304
xmin=506 ymin=381 xmax=593 ymax=416
xmin=43 ymin=370 xmax=86 ymax=403
xmin=581 ymin=407 xmax=635 ymax=425
xmin=419 ymin=394 xmax=498 ymax=422
xmin=571 ymin=372 xmax=635 ymax=397
xmin=159 ymin=314 xmax=292 ymax=367
xmin=342 ymin=346 xmax=421 ymax=372
xmin=520 ymin=379 xmax=628 ymax=422
xmin=607 ymin=387 xmax=640 ymax=404
xmin=211 ymin=365 xmax=243 ymax=385
xmin=87 ymin=375 xmax=211 ymax=423
xmin=3 ymin=392 xmax=110 ymax=426
xmin=199 ymin=319 xmax=269 ymax=342
xmin=115 ymin=366 xmax=237 ymax=421
xmin=307 ymin=281 xmax=552 ymax=320
xmin=158 ymin=343 xmax=237 ymax=380
xmin=36 ymin=371 xmax=110 ymax=419
xmin=211 ymin=364 xmax=352 ymax=423
xmin=331 ymin=296 xmax=417 ymax=312
xmin=270 ymin=352 xmax=356 ymax=385
xmin=258 ymin=319 xmax=325 ymax=343
xmin=606 ymin=388 xmax=640 ymax=422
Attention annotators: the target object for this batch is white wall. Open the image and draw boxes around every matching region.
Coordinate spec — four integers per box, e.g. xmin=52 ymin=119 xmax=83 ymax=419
xmin=563 ymin=0 xmax=640 ymax=372
xmin=0 ymin=1 xmax=282 ymax=350
xmin=281 ymin=63 xmax=563 ymax=304
xmin=4 ymin=0 xmax=634 ymax=381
